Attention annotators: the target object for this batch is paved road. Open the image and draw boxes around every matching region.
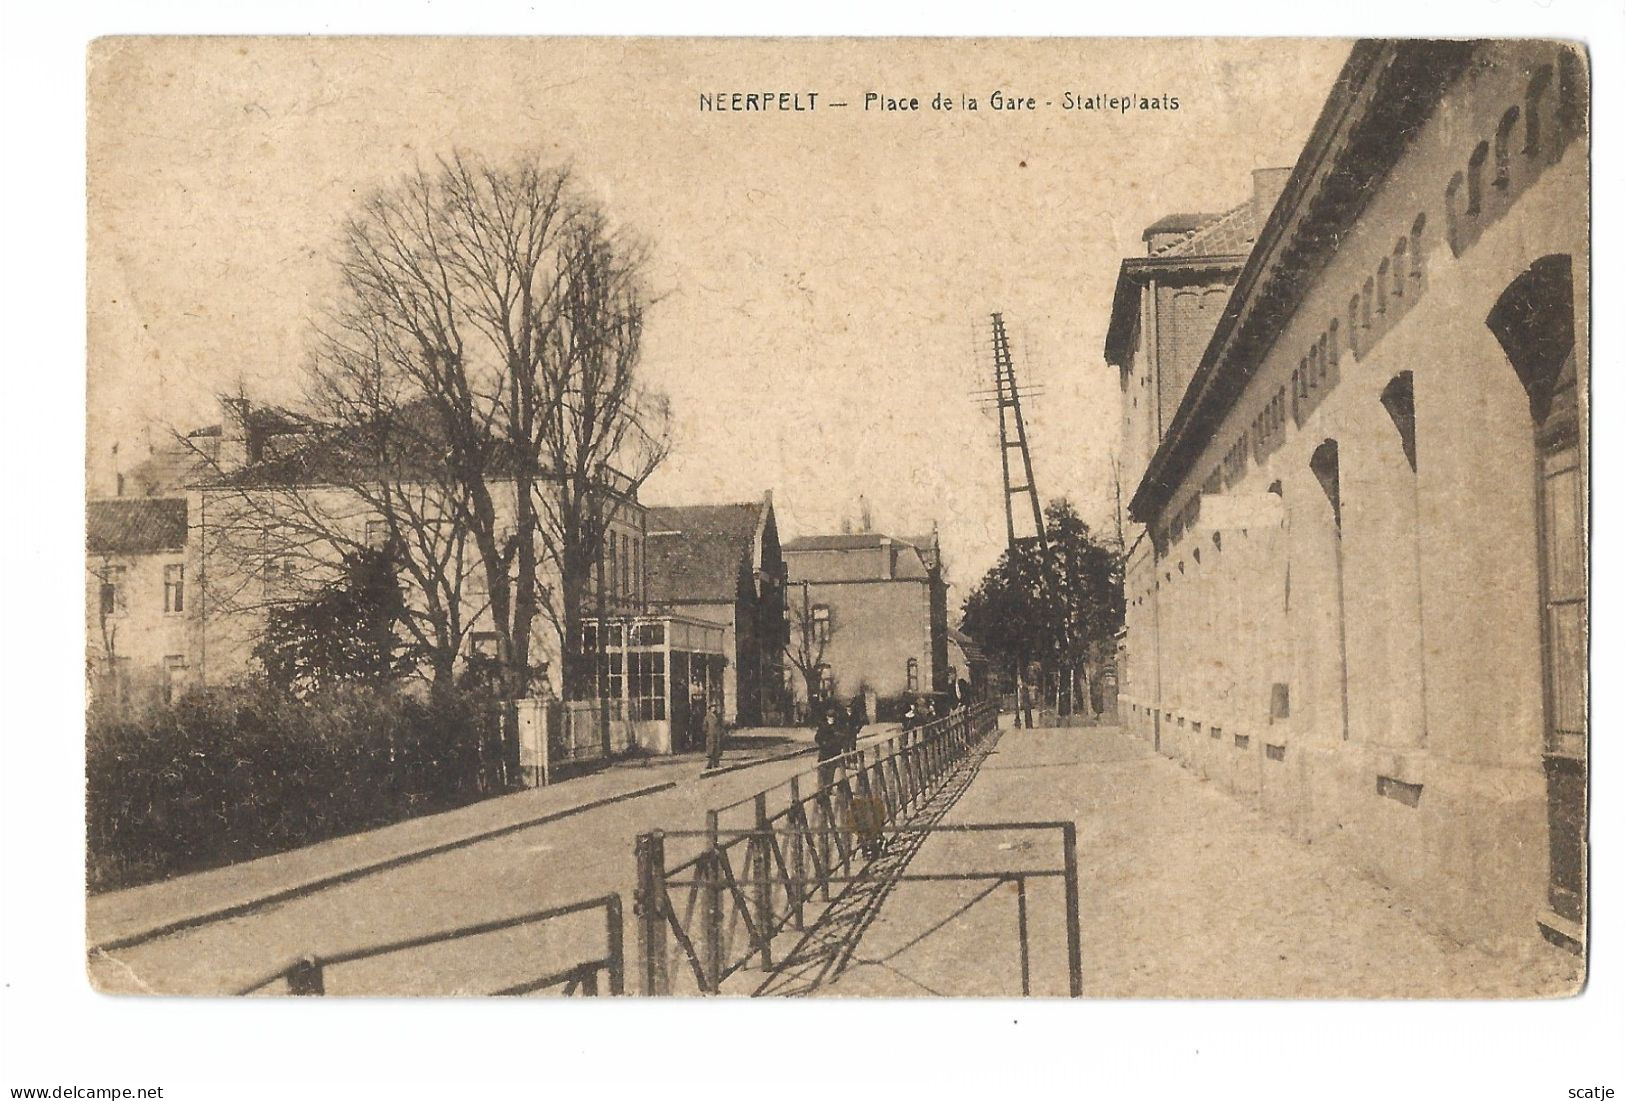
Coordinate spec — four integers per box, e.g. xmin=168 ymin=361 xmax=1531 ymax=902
xmin=88 ymin=731 xmax=892 ymax=996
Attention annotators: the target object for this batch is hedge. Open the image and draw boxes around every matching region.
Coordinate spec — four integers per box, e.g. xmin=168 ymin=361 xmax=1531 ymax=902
xmin=86 ymin=683 xmax=505 ymax=892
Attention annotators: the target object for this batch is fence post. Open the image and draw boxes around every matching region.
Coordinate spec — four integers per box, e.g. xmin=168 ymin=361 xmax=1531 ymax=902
xmin=605 ymin=893 xmax=625 ymax=995
xmin=704 ymin=809 xmax=723 ymax=994
xmin=286 ymin=956 xmax=325 ymax=996
xmin=1015 ymin=875 xmax=1030 ymax=997
xmin=754 ymin=793 xmax=774 ymax=970
xmin=788 ymin=776 xmax=807 ymax=929
xmin=635 ymin=831 xmax=669 ymax=996
xmin=1062 ymin=821 xmax=1083 ymax=998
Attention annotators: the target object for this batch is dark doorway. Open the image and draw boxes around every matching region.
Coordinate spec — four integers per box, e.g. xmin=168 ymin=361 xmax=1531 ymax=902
xmin=1487 ymin=254 xmax=1585 ymax=928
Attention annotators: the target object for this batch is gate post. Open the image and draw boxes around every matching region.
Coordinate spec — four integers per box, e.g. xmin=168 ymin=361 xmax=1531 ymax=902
xmin=286 ymin=956 xmax=325 ymax=996
xmin=788 ymin=776 xmax=806 ymax=929
xmin=605 ymin=893 xmax=625 ymax=995
xmin=754 ymin=793 xmax=774 ymax=969
xmin=703 ymin=809 xmax=723 ymax=993
xmin=1062 ymin=821 xmax=1083 ymax=998
xmin=635 ymin=830 xmax=669 ymax=996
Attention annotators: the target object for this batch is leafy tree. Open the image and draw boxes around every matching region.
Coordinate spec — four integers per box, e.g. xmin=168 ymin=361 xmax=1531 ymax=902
xmin=961 ymin=499 xmax=1123 ymax=715
xmin=255 ymin=547 xmax=420 ymax=696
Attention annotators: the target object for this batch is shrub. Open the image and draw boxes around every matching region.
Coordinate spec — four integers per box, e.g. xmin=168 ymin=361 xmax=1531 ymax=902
xmin=86 ymin=682 xmax=505 ymax=892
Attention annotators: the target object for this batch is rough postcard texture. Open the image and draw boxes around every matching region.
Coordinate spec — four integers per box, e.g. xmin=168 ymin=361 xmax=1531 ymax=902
xmin=84 ymin=37 xmax=1589 ymax=998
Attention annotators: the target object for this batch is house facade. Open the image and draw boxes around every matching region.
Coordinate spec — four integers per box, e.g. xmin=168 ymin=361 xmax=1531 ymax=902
xmin=86 ymin=497 xmax=198 ymax=705
xmin=644 ymin=494 xmax=790 ymax=726
xmin=1110 ymin=40 xmax=1588 ymax=955
xmin=90 ymin=397 xmax=651 ymax=705
xmin=783 ymin=529 xmax=949 ymax=712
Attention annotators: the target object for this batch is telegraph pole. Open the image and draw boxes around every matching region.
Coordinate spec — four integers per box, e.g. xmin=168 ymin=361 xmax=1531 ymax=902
xmin=975 ymin=312 xmax=1063 ymax=727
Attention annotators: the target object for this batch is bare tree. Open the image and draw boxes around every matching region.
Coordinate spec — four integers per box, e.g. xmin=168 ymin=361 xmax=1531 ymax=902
xmin=185 ymin=151 xmax=668 ymax=700
xmin=532 ymin=211 xmax=670 ymax=698
xmin=784 ymin=579 xmax=836 ymax=710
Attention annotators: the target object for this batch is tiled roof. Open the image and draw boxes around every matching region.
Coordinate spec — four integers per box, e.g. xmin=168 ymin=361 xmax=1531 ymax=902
xmin=782 ymin=533 xmax=892 ymax=552
xmin=1141 ymin=212 xmax=1220 ymax=240
xmin=87 ymin=497 xmax=188 ymax=556
xmin=646 ymin=502 xmax=763 ymax=603
xmin=783 ymin=531 xmax=935 ymax=582
xmin=1152 ymin=202 xmax=1258 ymax=258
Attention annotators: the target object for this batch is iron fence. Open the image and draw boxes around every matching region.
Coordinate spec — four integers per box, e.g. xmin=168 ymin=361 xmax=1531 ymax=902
xmin=234 ymin=893 xmax=624 ymax=996
xmin=631 ymin=702 xmax=1076 ymax=995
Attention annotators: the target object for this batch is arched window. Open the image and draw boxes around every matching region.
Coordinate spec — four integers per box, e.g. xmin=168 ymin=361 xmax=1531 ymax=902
xmin=904 ymin=658 xmax=918 ymax=693
xmin=1466 ymin=141 xmax=1489 ymax=216
xmin=1410 ymin=213 xmax=1427 ymax=286
xmin=1494 ymin=106 xmax=1521 ymax=189
xmin=1558 ymin=47 xmax=1586 ymax=141
xmin=1329 ymin=317 xmax=1341 ymax=365
xmin=1309 ymin=438 xmax=1351 ymax=741
xmin=1445 ymin=172 xmax=1465 ymax=252
xmin=1310 ymin=440 xmax=1342 ymax=530
xmin=1525 ymin=64 xmax=1553 ymax=156
xmin=1362 ymin=278 xmax=1375 ymax=329
xmin=1380 ymin=372 xmax=1418 ymax=473
xmin=1348 ymin=295 xmax=1361 ymax=356
xmin=1392 ymin=239 xmax=1408 ymax=298
xmin=1377 ymin=258 xmax=1391 ymax=313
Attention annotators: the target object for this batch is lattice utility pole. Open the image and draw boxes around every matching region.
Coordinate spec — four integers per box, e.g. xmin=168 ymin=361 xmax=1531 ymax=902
xmin=989 ymin=312 xmax=1048 ymax=553
xmin=972 ymin=312 xmax=1057 ymax=727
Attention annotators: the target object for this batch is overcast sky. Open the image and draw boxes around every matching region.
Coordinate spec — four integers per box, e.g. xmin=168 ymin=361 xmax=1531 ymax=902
xmin=87 ymin=37 xmax=1349 ymax=598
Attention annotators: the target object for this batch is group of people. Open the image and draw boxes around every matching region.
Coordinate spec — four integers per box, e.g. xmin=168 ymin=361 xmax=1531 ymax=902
xmin=811 ymin=694 xmax=867 ymax=783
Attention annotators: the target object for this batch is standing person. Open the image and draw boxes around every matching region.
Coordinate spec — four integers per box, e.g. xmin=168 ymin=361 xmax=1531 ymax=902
xmin=814 ymin=703 xmax=843 ymax=789
xmin=844 ymin=693 xmax=867 ymax=754
xmin=901 ymin=699 xmax=919 ymax=733
xmin=704 ymin=703 xmax=727 ymax=771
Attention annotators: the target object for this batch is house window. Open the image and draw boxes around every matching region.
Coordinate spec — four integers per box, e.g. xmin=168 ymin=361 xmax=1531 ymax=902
xmin=628 ymin=652 xmax=666 ymax=721
xmin=98 ymin=565 xmax=127 ymax=617
xmin=818 ymin=663 xmax=835 ymax=697
xmin=162 ymin=654 xmax=188 ymax=703
xmin=906 ymin=657 xmax=920 ymax=693
xmin=365 ymin=519 xmax=390 ymax=550
xmin=163 ymin=563 xmax=185 ymax=613
xmin=812 ymin=604 xmax=831 ymax=643
xmin=263 ymin=556 xmax=298 ymax=600
xmin=471 ymin=632 xmax=503 ymax=660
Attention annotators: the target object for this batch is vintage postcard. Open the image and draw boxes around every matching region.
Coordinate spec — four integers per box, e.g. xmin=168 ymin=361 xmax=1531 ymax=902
xmin=83 ymin=36 xmax=1588 ymax=999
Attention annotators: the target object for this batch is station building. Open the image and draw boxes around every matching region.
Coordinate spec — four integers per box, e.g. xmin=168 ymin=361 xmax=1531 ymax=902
xmin=1109 ymin=40 xmax=1588 ymax=955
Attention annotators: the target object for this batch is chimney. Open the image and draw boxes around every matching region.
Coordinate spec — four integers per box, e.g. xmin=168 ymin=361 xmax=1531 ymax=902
xmin=217 ymin=396 xmax=251 ymax=473
xmin=1251 ymin=167 xmax=1293 ymax=238
xmin=858 ymin=495 xmax=873 ymax=533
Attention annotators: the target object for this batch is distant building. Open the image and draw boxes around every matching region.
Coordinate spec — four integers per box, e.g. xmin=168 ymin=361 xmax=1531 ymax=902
xmin=89 ymin=396 xmax=651 ymax=703
xmin=644 ymin=494 xmax=790 ymax=726
xmin=782 ymin=528 xmax=949 ymax=711
xmin=1109 ymin=41 xmax=1588 ymax=955
xmin=86 ymin=497 xmax=196 ymax=705
xmin=945 ymin=626 xmax=990 ymax=701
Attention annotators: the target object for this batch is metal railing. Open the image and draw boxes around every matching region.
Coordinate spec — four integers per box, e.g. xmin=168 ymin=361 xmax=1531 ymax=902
xmin=634 ymin=702 xmax=1030 ymax=995
xmin=235 ymin=893 xmax=624 ymax=996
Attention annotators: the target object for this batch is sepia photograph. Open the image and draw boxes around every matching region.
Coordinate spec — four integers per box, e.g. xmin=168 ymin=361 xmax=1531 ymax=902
xmin=75 ymin=34 xmax=1592 ymax=1003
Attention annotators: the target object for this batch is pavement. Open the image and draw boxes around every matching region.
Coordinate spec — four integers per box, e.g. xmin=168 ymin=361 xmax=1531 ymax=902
xmin=86 ymin=720 xmax=902 ymax=994
xmin=804 ymin=722 xmax=1584 ymax=998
